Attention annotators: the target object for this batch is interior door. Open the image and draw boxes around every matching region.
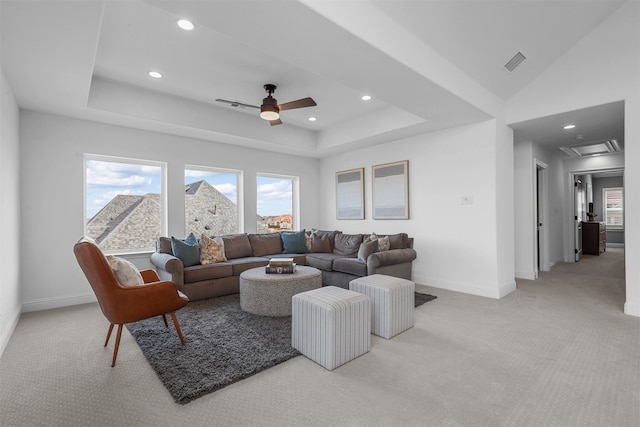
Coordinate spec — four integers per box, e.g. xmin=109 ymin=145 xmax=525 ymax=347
xmin=574 ymin=176 xmax=585 ymax=261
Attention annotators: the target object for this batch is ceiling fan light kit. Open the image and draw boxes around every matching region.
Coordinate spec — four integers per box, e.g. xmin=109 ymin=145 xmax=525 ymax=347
xmin=216 ymin=83 xmax=316 ymax=126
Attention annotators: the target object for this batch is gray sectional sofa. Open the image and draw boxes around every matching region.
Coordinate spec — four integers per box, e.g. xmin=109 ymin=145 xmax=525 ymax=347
xmin=150 ymin=230 xmax=417 ymax=302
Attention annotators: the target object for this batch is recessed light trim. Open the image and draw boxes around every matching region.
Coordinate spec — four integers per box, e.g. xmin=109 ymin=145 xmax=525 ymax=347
xmin=148 ymin=71 xmax=162 ymax=79
xmin=361 ymin=95 xmax=371 ymax=101
xmin=177 ymin=19 xmax=195 ymax=30
xmin=308 ymin=117 xmax=317 ymax=122
xmin=563 ymin=124 xmax=576 ymax=130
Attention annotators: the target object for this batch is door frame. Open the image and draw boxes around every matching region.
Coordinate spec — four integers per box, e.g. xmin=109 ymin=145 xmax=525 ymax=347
xmin=534 ymin=159 xmax=549 ymax=275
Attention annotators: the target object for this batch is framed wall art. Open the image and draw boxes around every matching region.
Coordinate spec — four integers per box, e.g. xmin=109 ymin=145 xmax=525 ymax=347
xmin=372 ymin=160 xmax=409 ymax=219
xmin=335 ymin=168 xmax=365 ymax=220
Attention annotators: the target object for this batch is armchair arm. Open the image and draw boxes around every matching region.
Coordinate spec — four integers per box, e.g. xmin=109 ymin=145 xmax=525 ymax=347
xmin=109 ymin=280 xmax=189 ymax=324
xmin=150 ymin=252 xmax=184 ymax=291
xmin=140 ymin=269 xmax=160 ymax=283
xmin=366 ymin=248 xmax=417 ymax=274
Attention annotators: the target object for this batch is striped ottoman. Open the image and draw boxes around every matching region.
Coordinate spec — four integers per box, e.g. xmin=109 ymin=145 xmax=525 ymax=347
xmin=292 ymin=286 xmax=371 ymax=371
xmin=350 ymin=274 xmax=415 ymax=339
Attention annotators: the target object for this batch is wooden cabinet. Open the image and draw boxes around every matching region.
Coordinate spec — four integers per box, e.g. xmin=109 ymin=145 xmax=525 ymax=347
xmin=582 ymin=222 xmax=606 ymax=255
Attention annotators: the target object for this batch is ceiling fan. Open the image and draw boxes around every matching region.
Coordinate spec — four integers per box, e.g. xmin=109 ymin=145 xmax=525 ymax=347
xmin=215 ymin=84 xmax=317 ymax=126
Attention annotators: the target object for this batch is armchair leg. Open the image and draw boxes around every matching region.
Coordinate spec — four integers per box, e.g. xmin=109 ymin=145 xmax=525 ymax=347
xmin=112 ymin=324 xmax=124 ymax=367
xmin=104 ymin=323 xmax=115 ymax=347
xmin=170 ymin=312 xmax=186 ymax=345
xmin=162 ymin=314 xmax=168 ymax=327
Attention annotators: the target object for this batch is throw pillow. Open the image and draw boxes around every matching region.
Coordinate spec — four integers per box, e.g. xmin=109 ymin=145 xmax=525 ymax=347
xmin=305 ymin=230 xmax=313 ymax=252
xmin=171 ymin=233 xmax=200 ymax=267
xmin=106 ymin=255 xmax=144 ymax=287
xmin=369 ymin=233 xmax=390 ymax=252
xmin=357 ymin=239 xmax=379 ymax=262
xmin=200 ymin=234 xmax=227 ymax=265
xmin=281 ymin=230 xmax=309 ymax=254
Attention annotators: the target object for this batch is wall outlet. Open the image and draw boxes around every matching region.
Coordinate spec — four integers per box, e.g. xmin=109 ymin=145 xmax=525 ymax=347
xmin=461 ymin=195 xmax=474 ymax=205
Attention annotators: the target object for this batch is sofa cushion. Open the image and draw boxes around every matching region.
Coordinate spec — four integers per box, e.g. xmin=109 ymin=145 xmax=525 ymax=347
xmin=332 ymin=258 xmax=367 ymax=277
xmin=184 ymin=262 xmax=234 ymax=283
xmin=306 ymin=253 xmax=344 ymax=271
xmin=357 ymin=239 xmax=379 ymax=262
xmin=222 ymin=233 xmax=253 ymax=259
xmin=387 ymin=233 xmax=409 ymax=250
xmin=226 ymin=257 xmax=269 ymax=276
xmin=310 ymin=233 xmax=332 ymax=253
xmin=106 ymin=255 xmax=144 ymax=287
xmin=281 ymin=230 xmax=309 ymax=254
xmin=200 ymin=235 xmax=227 ymax=264
xmin=157 ymin=237 xmax=174 ymax=255
xmin=248 ymin=233 xmax=283 ymax=257
xmin=171 ymin=233 xmax=200 ymax=267
xmin=333 ymin=233 xmax=363 ymax=257
xmin=311 ymin=229 xmax=341 ymax=252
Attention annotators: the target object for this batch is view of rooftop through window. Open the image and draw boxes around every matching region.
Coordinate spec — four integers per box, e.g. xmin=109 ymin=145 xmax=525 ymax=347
xmin=84 ymin=157 xmax=164 ymax=252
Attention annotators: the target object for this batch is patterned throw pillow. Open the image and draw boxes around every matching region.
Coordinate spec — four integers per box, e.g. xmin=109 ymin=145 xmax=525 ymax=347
xmin=106 ymin=255 xmax=144 ymax=287
xmin=200 ymin=235 xmax=227 ymax=265
xmin=369 ymin=233 xmax=390 ymax=252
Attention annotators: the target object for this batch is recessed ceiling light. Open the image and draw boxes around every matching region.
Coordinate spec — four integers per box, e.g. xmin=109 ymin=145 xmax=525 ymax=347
xmin=361 ymin=95 xmax=372 ymax=101
xmin=563 ymin=124 xmax=576 ymax=130
xmin=308 ymin=117 xmax=317 ymax=122
xmin=148 ymin=71 xmax=162 ymax=79
xmin=177 ymin=19 xmax=195 ymax=30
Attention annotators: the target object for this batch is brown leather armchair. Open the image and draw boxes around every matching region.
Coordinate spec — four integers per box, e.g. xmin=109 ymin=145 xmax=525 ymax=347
xmin=73 ymin=239 xmax=188 ymax=366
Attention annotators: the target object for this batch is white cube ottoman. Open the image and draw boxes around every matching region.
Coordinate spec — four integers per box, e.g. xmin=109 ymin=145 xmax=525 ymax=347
xmin=350 ymin=274 xmax=415 ymax=339
xmin=292 ymin=286 xmax=371 ymax=370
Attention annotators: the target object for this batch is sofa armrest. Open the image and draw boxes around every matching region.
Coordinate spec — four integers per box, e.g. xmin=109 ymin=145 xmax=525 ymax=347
xmin=150 ymin=252 xmax=185 ymax=291
xmin=366 ymin=248 xmax=417 ymax=274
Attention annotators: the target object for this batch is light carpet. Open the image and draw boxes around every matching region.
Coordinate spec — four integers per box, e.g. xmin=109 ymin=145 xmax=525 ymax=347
xmin=127 ymin=291 xmax=436 ymax=404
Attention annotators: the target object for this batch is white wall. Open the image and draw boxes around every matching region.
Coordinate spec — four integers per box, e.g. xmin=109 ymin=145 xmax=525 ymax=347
xmin=319 ymin=119 xmax=516 ymax=299
xmin=0 ymin=68 xmax=22 ymax=356
xmin=507 ymin=0 xmax=640 ymax=316
xmin=18 ymin=111 xmax=320 ymax=312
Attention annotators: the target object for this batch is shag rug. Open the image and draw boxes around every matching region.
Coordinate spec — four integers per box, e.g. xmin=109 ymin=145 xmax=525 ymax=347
xmin=127 ymin=291 xmax=436 ymax=404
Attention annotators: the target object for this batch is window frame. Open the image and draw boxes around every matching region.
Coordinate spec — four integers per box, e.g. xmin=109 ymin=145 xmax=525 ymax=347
xmin=602 ymin=186 xmax=623 ymax=230
xmin=184 ymin=165 xmax=244 ymax=235
xmin=256 ymin=172 xmax=300 ymax=232
xmin=84 ymin=154 xmax=167 ymax=254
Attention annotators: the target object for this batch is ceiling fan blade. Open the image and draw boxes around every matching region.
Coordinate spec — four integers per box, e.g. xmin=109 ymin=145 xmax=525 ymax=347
xmin=215 ymin=99 xmax=260 ymax=110
xmin=269 ymin=119 xmax=283 ymax=126
xmin=278 ymin=97 xmax=317 ymax=111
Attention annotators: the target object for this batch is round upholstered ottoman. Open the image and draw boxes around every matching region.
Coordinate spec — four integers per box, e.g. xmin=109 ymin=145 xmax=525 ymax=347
xmin=239 ymin=266 xmax=322 ymax=316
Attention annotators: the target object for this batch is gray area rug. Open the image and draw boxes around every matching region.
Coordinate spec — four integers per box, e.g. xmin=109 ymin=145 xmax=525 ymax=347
xmin=127 ymin=291 xmax=436 ymax=404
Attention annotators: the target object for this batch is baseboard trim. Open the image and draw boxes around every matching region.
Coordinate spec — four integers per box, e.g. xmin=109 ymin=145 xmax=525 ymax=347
xmin=0 ymin=306 xmax=21 ymax=358
xmin=515 ymin=270 xmax=536 ymax=280
xmin=21 ymin=292 xmax=97 ymax=313
xmin=415 ymin=274 xmax=516 ymax=299
xmin=624 ymin=302 xmax=640 ymax=317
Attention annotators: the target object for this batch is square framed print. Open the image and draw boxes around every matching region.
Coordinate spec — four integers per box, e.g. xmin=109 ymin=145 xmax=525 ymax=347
xmin=372 ymin=160 xmax=409 ymax=219
xmin=336 ymin=168 xmax=365 ymax=220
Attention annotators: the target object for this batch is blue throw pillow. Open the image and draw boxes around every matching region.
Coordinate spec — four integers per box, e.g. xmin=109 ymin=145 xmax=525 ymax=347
xmin=281 ymin=230 xmax=309 ymax=254
xmin=171 ymin=233 xmax=200 ymax=267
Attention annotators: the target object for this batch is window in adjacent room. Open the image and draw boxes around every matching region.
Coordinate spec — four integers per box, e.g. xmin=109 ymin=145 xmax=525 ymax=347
xmin=256 ymin=173 xmax=299 ymax=233
xmin=185 ymin=166 xmax=242 ymax=237
xmin=603 ymin=187 xmax=623 ymax=229
xmin=84 ymin=155 xmax=166 ymax=253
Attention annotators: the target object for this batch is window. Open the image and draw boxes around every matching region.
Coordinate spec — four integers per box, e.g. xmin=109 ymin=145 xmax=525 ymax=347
xmin=256 ymin=174 xmax=298 ymax=233
xmin=185 ymin=166 xmax=242 ymax=237
xmin=85 ymin=155 xmax=166 ymax=253
xmin=603 ymin=187 xmax=623 ymax=228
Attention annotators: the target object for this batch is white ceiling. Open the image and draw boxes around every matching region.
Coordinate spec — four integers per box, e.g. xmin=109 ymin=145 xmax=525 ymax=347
xmin=0 ymin=0 xmax=626 ymax=158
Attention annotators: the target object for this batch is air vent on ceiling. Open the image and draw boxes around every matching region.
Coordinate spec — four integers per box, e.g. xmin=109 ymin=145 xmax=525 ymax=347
xmin=559 ymin=139 xmax=622 ymax=158
xmin=504 ymin=51 xmax=526 ymax=72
